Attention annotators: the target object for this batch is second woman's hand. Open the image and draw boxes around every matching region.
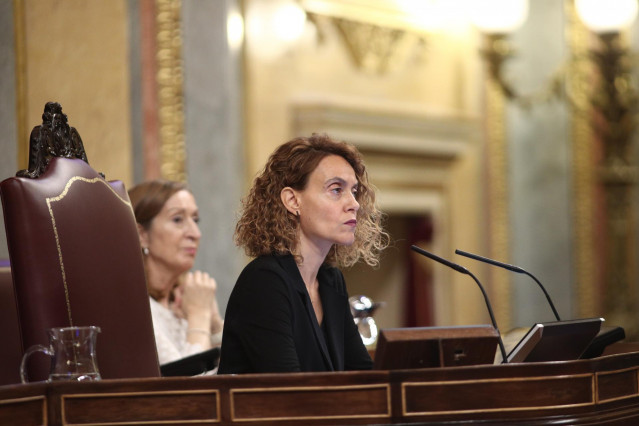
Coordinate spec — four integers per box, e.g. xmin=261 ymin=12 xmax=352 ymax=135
xmin=181 ymin=270 xmax=217 ymax=349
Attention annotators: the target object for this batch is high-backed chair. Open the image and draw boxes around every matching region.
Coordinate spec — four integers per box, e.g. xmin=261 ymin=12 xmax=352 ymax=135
xmin=0 ymin=260 xmax=22 ymax=385
xmin=0 ymin=102 xmax=160 ymax=381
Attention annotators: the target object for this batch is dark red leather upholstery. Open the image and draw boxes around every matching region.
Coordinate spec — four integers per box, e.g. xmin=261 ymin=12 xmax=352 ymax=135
xmin=1 ymin=158 xmax=160 ymax=381
xmin=0 ymin=261 xmax=22 ymax=385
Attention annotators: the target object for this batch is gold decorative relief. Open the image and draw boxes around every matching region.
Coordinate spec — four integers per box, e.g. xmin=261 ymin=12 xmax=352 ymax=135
xmin=484 ymin=70 xmax=512 ymax=330
xmin=567 ymin=2 xmax=639 ymax=336
xmin=13 ymin=0 xmax=28 ymax=169
xmin=302 ymin=1 xmax=428 ymax=76
xmin=155 ymin=0 xmax=186 ymax=182
xmin=331 ymin=17 xmax=411 ymax=74
xmin=567 ymin=0 xmax=597 ymax=318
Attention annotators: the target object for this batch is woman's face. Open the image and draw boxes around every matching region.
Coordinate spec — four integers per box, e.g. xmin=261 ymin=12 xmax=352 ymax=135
xmin=296 ymin=155 xmax=360 ymax=253
xmin=140 ymin=189 xmax=201 ymax=278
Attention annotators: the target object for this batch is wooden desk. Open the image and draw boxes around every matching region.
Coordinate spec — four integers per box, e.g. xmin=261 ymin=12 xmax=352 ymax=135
xmin=3 ymin=351 xmax=639 ymax=425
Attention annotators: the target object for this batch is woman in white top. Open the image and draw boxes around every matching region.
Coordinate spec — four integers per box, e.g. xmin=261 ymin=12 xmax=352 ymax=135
xmin=128 ymin=180 xmax=223 ymax=365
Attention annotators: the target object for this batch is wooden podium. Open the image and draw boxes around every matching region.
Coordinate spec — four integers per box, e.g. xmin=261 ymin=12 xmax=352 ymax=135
xmin=2 ymin=350 xmax=639 ymax=425
xmin=374 ymin=325 xmax=499 ymax=369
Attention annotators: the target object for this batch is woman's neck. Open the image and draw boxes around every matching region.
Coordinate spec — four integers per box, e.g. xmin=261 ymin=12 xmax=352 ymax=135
xmin=296 ymin=238 xmax=329 ymax=291
xmin=297 ymin=261 xmax=320 ymax=292
xmin=145 ymin=260 xmax=180 ymax=307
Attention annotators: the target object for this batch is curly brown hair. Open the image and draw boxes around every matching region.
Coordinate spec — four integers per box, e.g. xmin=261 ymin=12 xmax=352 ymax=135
xmin=235 ymin=134 xmax=388 ymax=267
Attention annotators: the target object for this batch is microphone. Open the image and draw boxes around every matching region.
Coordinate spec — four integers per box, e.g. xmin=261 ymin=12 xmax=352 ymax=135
xmin=454 ymin=249 xmax=561 ymax=322
xmin=410 ymin=245 xmax=508 ymax=364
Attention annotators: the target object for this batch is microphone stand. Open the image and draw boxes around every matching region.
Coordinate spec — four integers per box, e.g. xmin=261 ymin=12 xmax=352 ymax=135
xmin=410 ymin=245 xmax=508 ymax=364
xmin=455 ymin=249 xmax=561 ymax=321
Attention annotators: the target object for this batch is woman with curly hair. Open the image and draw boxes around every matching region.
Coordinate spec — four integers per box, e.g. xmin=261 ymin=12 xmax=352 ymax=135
xmin=218 ymin=134 xmax=388 ymax=374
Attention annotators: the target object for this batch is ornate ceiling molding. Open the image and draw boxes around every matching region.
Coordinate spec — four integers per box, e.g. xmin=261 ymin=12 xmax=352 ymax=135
xmin=331 ymin=18 xmax=406 ymax=74
xmin=292 ymin=100 xmax=476 ymax=159
xmin=302 ymin=0 xmax=428 ymax=74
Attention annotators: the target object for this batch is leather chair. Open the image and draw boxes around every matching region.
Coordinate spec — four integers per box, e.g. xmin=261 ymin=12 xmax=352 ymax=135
xmin=0 ymin=260 xmax=22 ymax=385
xmin=0 ymin=102 xmax=160 ymax=381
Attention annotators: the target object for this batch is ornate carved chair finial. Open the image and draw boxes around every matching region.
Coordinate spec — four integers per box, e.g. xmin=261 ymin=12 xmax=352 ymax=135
xmin=17 ymin=102 xmax=90 ymax=178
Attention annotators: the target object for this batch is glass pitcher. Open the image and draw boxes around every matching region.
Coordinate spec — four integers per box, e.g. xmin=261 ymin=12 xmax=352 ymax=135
xmin=20 ymin=326 xmax=101 ymax=383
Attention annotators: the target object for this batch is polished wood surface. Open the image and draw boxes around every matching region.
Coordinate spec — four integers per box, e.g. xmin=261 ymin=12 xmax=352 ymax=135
xmin=3 ymin=351 xmax=639 ymax=425
xmin=374 ymin=325 xmax=499 ymax=369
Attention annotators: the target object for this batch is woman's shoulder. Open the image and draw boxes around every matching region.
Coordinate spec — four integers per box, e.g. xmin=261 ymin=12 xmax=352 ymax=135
xmin=229 ymin=254 xmax=300 ymax=307
xmin=242 ymin=253 xmax=294 ymax=273
xmin=319 ymin=263 xmax=347 ymax=294
xmin=236 ymin=254 xmax=298 ymax=287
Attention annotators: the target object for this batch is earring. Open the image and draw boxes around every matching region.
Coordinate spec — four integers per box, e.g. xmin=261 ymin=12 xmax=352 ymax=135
xmin=296 ymin=211 xmax=300 ymax=218
xmin=143 ymin=247 xmax=149 ymax=256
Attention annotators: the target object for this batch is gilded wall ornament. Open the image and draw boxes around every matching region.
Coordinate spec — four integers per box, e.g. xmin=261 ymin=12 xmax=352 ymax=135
xmin=155 ymin=0 xmax=186 ymax=183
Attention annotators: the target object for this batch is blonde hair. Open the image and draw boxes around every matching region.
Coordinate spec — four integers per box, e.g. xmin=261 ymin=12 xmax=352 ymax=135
xmin=235 ymin=134 xmax=388 ymax=267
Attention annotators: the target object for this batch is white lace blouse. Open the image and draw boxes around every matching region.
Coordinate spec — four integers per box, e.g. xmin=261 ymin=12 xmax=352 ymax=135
xmin=149 ymin=297 xmax=210 ymax=365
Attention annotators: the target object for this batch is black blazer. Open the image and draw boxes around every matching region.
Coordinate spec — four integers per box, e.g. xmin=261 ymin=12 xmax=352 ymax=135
xmin=217 ymin=254 xmax=372 ymax=374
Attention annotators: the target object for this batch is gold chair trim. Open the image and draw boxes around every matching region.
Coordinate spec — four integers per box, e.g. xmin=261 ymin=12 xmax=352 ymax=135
xmin=46 ymin=176 xmax=131 ymax=326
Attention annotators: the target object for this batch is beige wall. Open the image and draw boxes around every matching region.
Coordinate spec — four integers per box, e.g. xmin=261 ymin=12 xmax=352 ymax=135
xmin=244 ymin=21 xmax=480 ymax=178
xmin=19 ymin=0 xmax=132 ymax=185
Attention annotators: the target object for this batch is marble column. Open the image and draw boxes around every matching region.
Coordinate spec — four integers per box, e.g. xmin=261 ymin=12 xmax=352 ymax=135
xmin=181 ymin=0 xmax=244 ymax=314
xmin=507 ymin=0 xmax=573 ymax=325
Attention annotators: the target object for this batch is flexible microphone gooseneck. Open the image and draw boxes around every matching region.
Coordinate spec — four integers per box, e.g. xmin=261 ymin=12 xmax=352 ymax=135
xmin=454 ymin=249 xmax=561 ymax=322
xmin=410 ymin=245 xmax=508 ymax=364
